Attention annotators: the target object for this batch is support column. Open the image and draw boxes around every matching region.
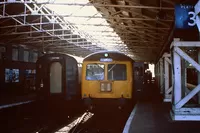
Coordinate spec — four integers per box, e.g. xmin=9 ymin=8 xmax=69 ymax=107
xmin=164 ymin=57 xmax=169 ymax=93
xmin=155 ymin=63 xmax=158 ymax=88
xmin=181 ymin=60 xmax=186 ymax=98
xmin=173 ymin=50 xmax=182 ymax=106
xmin=164 ymin=56 xmax=172 ymax=102
xmin=158 ymin=62 xmax=160 ymax=89
xmin=198 ymin=49 xmax=200 ymax=103
xmin=170 ymin=38 xmax=200 ymax=121
xmin=159 ymin=58 xmax=164 ymax=94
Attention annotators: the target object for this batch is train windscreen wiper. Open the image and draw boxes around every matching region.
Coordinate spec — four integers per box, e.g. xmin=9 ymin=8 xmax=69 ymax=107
xmin=108 ymin=63 xmax=117 ymax=72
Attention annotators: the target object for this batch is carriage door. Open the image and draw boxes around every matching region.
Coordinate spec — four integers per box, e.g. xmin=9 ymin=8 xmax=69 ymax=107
xmin=50 ymin=62 xmax=62 ymax=93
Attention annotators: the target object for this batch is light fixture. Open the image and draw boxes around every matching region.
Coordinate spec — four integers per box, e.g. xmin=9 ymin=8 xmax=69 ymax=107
xmin=104 ymin=53 xmax=108 ymax=57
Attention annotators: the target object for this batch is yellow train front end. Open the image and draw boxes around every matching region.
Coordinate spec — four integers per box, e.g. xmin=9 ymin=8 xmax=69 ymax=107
xmin=81 ymin=52 xmax=134 ymax=108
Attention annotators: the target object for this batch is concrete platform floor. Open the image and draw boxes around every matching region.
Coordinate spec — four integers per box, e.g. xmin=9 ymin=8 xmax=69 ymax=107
xmin=127 ymin=83 xmax=200 ymax=133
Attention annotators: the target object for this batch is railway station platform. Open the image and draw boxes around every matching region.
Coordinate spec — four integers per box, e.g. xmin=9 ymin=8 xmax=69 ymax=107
xmin=124 ymin=83 xmax=200 ymax=133
xmin=0 ymin=93 xmax=36 ymax=109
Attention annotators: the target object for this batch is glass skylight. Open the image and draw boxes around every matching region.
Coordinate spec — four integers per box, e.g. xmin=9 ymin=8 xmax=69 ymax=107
xmin=36 ymin=0 xmax=131 ymax=55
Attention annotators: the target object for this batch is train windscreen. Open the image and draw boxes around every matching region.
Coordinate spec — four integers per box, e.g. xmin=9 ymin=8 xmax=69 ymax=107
xmin=86 ymin=64 xmax=105 ymax=80
xmin=108 ymin=64 xmax=127 ymax=80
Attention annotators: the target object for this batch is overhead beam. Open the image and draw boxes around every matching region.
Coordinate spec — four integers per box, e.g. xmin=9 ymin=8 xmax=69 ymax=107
xmin=0 ymin=2 xmax=175 ymax=10
xmin=0 ymin=14 xmax=174 ymax=22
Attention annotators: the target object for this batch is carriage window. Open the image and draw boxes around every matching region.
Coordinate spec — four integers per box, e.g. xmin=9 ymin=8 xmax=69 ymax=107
xmin=12 ymin=48 xmax=19 ymax=61
xmin=108 ymin=64 xmax=127 ymax=80
xmin=24 ymin=50 xmax=29 ymax=62
xmin=5 ymin=69 xmax=19 ymax=83
xmin=86 ymin=64 xmax=105 ymax=80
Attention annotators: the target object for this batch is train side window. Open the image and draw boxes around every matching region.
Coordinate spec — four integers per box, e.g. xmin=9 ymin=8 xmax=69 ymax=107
xmin=108 ymin=64 xmax=127 ymax=80
xmin=86 ymin=64 xmax=105 ymax=80
xmin=32 ymin=52 xmax=38 ymax=63
xmin=5 ymin=68 xmax=19 ymax=83
xmin=24 ymin=50 xmax=29 ymax=62
xmin=12 ymin=48 xmax=19 ymax=61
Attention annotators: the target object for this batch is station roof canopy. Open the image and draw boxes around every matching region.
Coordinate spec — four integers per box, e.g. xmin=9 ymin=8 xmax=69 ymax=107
xmin=0 ymin=0 xmax=197 ymax=61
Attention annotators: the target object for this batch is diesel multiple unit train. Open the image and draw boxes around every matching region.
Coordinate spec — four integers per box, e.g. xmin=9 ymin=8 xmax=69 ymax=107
xmin=81 ymin=51 xmax=134 ymax=108
xmin=36 ymin=53 xmax=80 ymax=102
xmin=36 ymin=51 xmax=146 ymax=108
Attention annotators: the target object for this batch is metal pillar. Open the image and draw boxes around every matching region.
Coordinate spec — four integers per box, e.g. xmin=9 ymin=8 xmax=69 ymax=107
xmin=156 ymin=63 xmax=159 ymax=88
xmin=159 ymin=58 xmax=164 ymax=94
xmin=198 ymin=49 xmax=200 ymax=103
xmin=196 ymin=1 xmax=200 ymax=104
xmin=155 ymin=62 xmax=159 ymax=89
xmin=170 ymin=39 xmax=200 ymax=121
xmin=157 ymin=62 xmax=160 ymax=89
xmin=163 ymin=53 xmax=172 ymax=102
xmin=173 ymin=50 xmax=182 ymax=105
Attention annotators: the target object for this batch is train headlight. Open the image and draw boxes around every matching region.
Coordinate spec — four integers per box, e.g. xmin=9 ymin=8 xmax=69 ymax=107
xmin=100 ymin=83 xmax=105 ymax=92
xmin=40 ymin=79 xmax=43 ymax=88
xmin=104 ymin=53 xmax=108 ymax=57
xmin=40 ymin=83 xmax=43 ymax=88
xmin=101 ymin=88 xmax=105 ymax=91
xmin=106 ymin=83 xmax=112 ymax=92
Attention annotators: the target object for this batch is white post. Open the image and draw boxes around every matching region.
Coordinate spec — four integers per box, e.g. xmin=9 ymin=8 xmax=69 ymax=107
xmin=198 ymin=49 xmax=200 ymax=103
xmin=170 ymin=39 xmax=200 ymax=121
xmin=155 ymin=63 xmax=158 ymax=87
xmin=160 ymin=58 xmax=164 ymax=94
xmin=181 ymin=60 xmax=186 ymax=98
xmin=173 ymin=49 xmax=182 ymax=106
xmin=164 ymin=57 xmax=169 ymax=96
xmin=157 ymin=63 xmax=160 ymax=88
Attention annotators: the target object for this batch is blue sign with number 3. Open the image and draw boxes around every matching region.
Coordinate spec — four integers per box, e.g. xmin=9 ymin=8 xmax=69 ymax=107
xmin=175 ymin=4 xmax=196 ymax=29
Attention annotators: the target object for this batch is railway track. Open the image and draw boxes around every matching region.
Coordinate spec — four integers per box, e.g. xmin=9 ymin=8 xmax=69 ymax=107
xmin=70 ymin=107 xmax=133 ymax=133
xmin=0 ymin=100 xmax=86 ymax=133
xmin=0 ymin=100 xmax=134 ymax=133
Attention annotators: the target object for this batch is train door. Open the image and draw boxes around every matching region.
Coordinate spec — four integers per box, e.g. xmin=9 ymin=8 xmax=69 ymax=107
xmin=50 ymin=62 xmax=62 ymax=93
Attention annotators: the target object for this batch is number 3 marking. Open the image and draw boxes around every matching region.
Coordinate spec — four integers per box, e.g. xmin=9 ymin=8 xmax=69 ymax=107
xmin=188 ymin=11 xmax=196 ymax=26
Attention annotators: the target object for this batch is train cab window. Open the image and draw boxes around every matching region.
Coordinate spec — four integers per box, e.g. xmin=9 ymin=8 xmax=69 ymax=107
xmin=86 ymin=64 xmax=105 ymax=80
xmin=108 ymin=64 xmax=127 ymax=80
